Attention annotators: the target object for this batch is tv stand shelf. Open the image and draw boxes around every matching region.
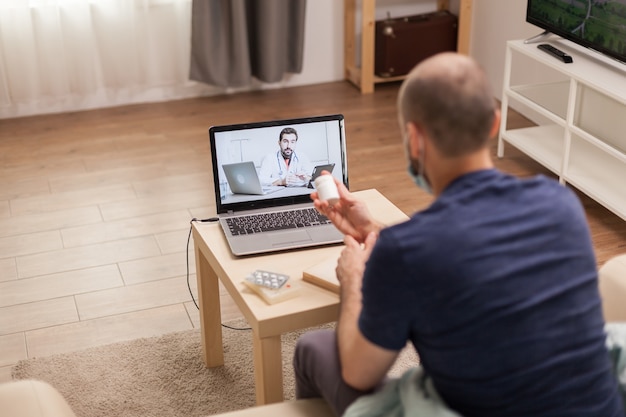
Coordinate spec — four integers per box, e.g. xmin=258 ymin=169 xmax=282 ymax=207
xmin=498 ymin=39 xmax=626 ymax=221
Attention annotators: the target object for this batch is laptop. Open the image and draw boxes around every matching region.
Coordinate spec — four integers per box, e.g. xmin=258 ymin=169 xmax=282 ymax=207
xmin=222 ymin=161 xmax=282 ymax=195
xmin=209 ymin=114 xmax=349 ymax=256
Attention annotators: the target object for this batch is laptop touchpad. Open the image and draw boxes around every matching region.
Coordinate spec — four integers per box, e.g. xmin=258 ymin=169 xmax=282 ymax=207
xmin=271 ymin=230 xmax=312 ymax=246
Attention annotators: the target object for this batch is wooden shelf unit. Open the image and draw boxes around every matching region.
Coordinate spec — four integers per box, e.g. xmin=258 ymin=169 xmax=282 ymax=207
xmin=344 ymin=0 xmax=473 ymax=94
xmin=498 ymin=39 xmax=626 ymax=221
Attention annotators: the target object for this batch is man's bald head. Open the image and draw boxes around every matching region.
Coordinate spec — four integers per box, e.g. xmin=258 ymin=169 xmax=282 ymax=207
xmin=398 ymin=53 xmax=497 ymax=157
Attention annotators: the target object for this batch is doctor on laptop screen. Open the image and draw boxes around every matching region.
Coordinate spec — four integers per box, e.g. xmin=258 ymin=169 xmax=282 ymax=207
xmin=259 ymin=127 xmax=313 ymax=187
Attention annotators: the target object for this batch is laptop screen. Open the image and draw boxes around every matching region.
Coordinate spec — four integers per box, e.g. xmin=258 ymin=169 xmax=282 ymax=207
xmin=209 ymin=114 xmax=348 ymax=214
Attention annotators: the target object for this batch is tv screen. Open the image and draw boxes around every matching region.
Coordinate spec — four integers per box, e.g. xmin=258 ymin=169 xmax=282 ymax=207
xmin=526 ymin=0 xmax=626 ymax=64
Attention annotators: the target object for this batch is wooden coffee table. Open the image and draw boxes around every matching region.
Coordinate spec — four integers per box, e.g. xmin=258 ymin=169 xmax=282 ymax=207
xmin=191 ymin=189 xmax=408 ymax=405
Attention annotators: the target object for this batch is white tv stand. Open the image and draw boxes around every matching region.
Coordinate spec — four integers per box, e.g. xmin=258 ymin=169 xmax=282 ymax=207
xmin=498 ymin=39 xmax=626 ymax=221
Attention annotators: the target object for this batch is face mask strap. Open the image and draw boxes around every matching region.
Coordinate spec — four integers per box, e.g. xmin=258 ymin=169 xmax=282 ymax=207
xmin=407 ymin=136 xmax=432 ymax=194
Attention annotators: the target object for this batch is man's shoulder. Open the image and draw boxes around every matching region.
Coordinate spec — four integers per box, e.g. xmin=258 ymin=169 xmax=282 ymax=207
xmin=516 ymin=174 xmax=580 ymax=208
xmin=457 ymin=170 xmax=574 ymax=202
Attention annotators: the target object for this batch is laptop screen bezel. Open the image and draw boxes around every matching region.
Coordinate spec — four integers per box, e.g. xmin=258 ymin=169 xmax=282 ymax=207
xmin=209 ymin=114 xmax=349 ymax=214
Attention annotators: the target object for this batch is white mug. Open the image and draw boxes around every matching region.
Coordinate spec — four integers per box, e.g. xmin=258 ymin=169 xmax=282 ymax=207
xmin=314 ymin=174 xmax=339 ymax=206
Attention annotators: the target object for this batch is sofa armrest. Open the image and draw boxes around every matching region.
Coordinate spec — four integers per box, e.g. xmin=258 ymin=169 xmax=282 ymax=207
xmin=0 ymin=380 xmax=77 ymax=417
xmin=212 ymin=399 xmax=333 ymax=417
xmin=599 ymin=255 xmax=626 ymax=322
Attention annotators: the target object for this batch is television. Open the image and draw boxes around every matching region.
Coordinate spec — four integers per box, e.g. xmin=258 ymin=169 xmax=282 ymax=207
xmin=526 ymin=0 xmax=626 ymax=65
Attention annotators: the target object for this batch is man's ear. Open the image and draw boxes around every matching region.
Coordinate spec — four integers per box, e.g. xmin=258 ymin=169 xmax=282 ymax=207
xmin=489 ymin=109 xmax=501 ymax=139
xmin=405 ymin=121 xmax=422 ymax=159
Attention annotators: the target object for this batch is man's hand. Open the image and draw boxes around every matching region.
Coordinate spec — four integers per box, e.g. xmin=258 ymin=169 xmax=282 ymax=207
xmin=286 ymin=173 xmax=308 ymax=187
xmin=336 ymin=232 xmax=399 ymax=390
xmin=336 ymin=233 xmax=375 ymax=292
xmin=311 ymin=172 xmax=382 ymax=243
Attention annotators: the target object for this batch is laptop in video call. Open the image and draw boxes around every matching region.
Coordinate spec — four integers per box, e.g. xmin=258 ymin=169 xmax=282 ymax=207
xmin=208 ymin=114 xmax=349 ymax=256
xmin=222 ymin=161 xmax=283 ymax=195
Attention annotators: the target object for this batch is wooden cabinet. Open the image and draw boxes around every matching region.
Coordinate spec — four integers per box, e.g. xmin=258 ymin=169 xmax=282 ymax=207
xmin=344 ymin=0 xmax=473 ymax=93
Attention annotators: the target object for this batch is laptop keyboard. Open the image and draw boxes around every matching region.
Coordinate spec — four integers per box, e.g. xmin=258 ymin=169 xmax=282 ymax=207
xmin=225 ymin=208 xmax=332 ymax=235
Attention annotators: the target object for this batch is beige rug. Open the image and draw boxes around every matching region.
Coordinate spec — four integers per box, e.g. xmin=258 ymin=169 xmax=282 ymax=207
xmin=12 ymin=320 xmax=418 ymax=417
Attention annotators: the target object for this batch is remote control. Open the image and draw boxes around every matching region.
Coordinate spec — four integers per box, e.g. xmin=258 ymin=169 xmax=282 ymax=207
xmin=537 ymin=43 xmax=573 ymax=63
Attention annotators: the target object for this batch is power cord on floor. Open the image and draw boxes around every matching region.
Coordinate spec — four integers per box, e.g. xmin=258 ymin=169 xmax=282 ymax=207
xmin=187 ymin=218 xmax=251 ymax=331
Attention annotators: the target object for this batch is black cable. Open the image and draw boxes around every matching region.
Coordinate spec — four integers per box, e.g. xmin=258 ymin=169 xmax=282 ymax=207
xmin=187 ymin=218 xmax=251 ymax=331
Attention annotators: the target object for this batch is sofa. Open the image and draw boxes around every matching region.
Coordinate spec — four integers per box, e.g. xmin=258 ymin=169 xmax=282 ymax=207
xmin=598 ymin=255 xmax=626 ymax=321
xmin=0 ymin=380 xmax=78 ymax=417
xmin=0 ymin=378 xmax=332 ymax=417
xmin=3 ymin=254 xmax=626 ymax=417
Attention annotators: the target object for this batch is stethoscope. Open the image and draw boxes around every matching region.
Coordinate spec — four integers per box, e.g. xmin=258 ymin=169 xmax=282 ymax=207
xmin=275 ymin=150 xmax=300 ymax=177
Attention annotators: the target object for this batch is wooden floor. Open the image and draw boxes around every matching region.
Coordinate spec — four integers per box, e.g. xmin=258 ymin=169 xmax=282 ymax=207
xmin=1 ymin=80 xmax=626 ymax=382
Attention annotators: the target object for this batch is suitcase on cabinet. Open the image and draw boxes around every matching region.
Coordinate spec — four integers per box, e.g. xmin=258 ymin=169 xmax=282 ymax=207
xmin=375 ymin=10 xmax=458 ymax=78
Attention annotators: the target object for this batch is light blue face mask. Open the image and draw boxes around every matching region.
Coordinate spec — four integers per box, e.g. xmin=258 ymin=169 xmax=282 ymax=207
xmin=406 ymin=137 xmax=432 ymax=194
xmin=407 ymin=163 xmax=432 ymax=194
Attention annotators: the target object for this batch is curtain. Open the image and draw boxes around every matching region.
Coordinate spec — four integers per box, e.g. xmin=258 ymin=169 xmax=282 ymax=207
xmin=189 ymin=0 xmax=306 ymax=88
xmin=0 ymin=0 xmax=212 ymax=119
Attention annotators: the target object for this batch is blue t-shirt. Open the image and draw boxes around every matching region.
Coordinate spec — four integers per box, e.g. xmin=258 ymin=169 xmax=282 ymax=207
xmin=359 ymin=169 xmax=623 ymax=417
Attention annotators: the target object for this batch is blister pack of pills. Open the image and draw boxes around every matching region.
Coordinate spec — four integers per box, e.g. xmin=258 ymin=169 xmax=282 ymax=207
xmin=245 ymin=270 xmax=289 ymax=290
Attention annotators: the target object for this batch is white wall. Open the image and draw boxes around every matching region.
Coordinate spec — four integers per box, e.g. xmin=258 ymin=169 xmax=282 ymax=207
xmin=468 ymin=0 xmax=540 ymax=99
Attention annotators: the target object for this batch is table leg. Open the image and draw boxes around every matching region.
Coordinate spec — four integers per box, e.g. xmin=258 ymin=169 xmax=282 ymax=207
xmin=194 ymin=241 xmax=224 ymax=367
xmin=252 ymin=333 xmax=284 ymax=405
